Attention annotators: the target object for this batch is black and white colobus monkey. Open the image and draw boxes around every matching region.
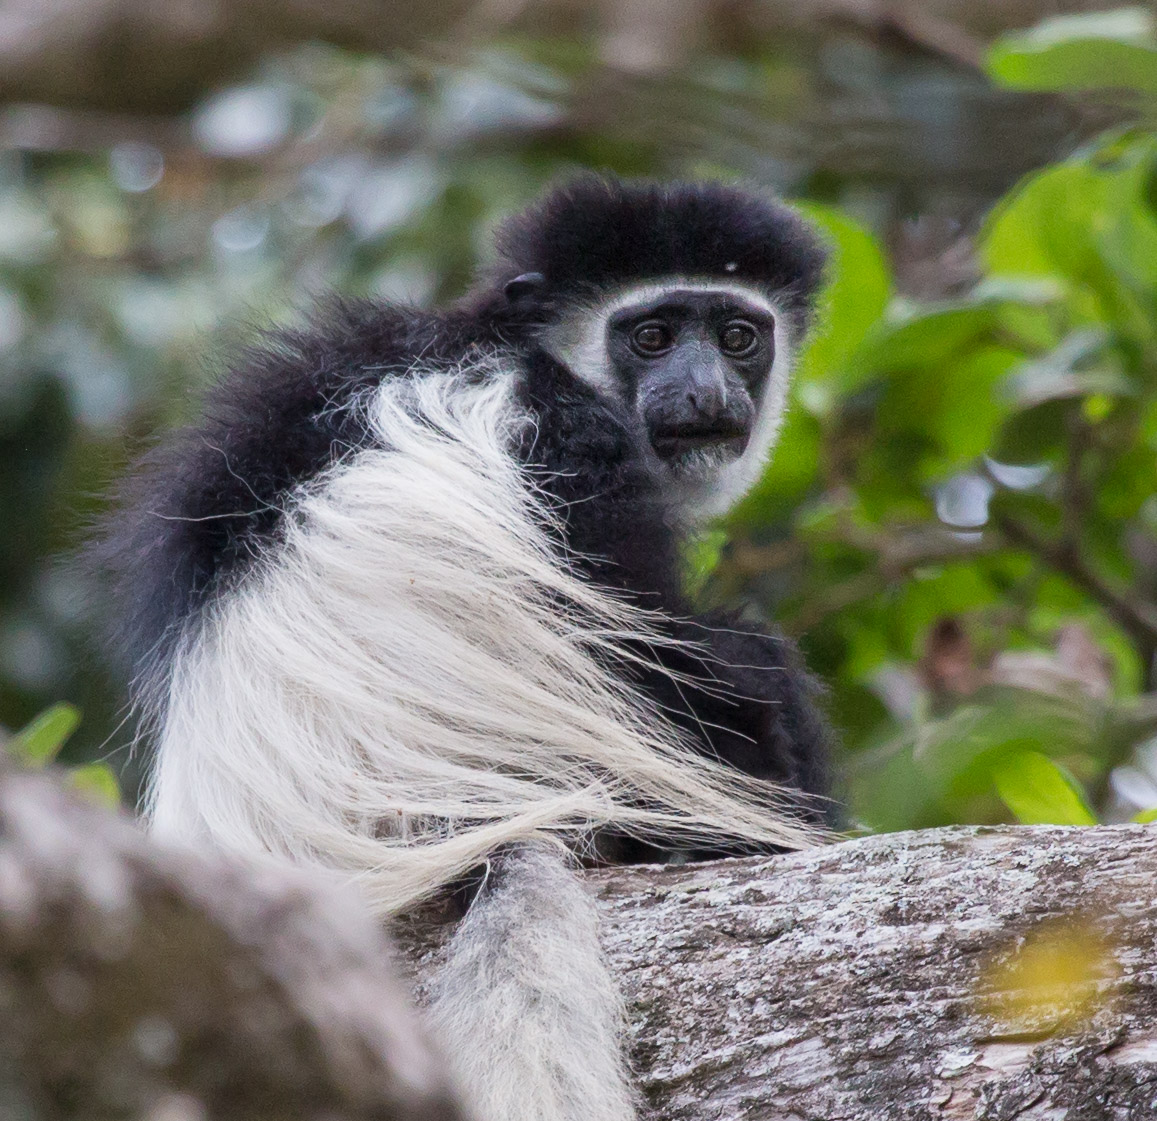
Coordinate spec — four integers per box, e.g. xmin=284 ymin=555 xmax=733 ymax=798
xmin=99 ymin=176 xmax=835 ymax=1121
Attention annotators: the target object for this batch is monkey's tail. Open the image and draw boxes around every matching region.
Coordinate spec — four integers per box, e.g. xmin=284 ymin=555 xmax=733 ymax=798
xmin=427 ymin=840 xmax=635 ymax=1121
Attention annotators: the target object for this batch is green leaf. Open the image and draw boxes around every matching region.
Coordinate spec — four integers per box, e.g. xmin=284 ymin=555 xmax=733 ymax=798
xmin=66 ymin=764 xmax=122 ymax=809
xmin=983 ymin=161 xmax=1105 ymax=283
xmin=683 ymin=528 xmax=727 ymax=599
xmin=1131 ymin=807 xmax=1157 ymax=823
xmin=854 ymin=280 xmax=1059 ymax=381
xmin=993 ymin=399 xmax=1070 ymax=462
xmin=847 ymin=681 xmax=1103 ymax=832
xmin=860 ymin=304 xmax=1004 ymax=376
xmin=992 ymin=750 xmax=1097 ymax=825
xmin=1090 ymin=139 xmax=1157 ymax=304
xmin=982 ymin=148 xmax=1157 ymax=348
xmin=987 ymin=8 xmax=1157 ymax=94
xmin=794 ymin=202 xmax=891 ymax=396
xmin=7 ymin=703 xmax=82 ymax=767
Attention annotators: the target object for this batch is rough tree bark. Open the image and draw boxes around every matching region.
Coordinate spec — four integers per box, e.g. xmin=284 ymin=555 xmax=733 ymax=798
xmin=3 ymin=763 xmax=1156 ymax=1119
xmin=592 ymin=829 xmax=1157 ymax=1120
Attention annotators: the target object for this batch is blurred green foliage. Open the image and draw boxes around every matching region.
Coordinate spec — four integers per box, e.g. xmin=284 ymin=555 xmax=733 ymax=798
xmin=3 ymin=8 xmax=1157 ymax=831
xmin=4 ymin=702 xmax=120 ymax=808
xmin=706 ymin=10 xmax=1157 ymax=831
xmin=725 ymin=128 xmax=1157 ymax=829
xmin=6 ymin=702 xmax=82 ymax=766
xmin=987 ymin=7 xmax=1157 ymax=95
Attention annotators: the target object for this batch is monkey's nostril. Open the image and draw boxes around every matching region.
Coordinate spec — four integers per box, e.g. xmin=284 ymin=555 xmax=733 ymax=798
xmin=688 ymin=388 xmax=724 ymax=420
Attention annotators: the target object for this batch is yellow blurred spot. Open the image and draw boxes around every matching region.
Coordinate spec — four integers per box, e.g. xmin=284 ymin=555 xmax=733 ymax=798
xmin=977 ymin=917 xmax=1119 ymax=1037
xmin=1082 ymin=393 xmax=1113 ymax=422
xmin=63 ymin=194 xmax=130 ymax=258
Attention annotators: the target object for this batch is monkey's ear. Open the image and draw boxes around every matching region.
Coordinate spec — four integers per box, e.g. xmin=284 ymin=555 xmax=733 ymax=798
xmin=503 ymin=272 xmax=545 ymax=303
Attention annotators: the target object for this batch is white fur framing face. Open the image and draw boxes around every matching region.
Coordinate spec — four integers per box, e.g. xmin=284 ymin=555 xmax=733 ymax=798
xmin=147 ymin=359 xmax=816 ymax=916
xmin=538 ymin=278 xmax=797 ymax=519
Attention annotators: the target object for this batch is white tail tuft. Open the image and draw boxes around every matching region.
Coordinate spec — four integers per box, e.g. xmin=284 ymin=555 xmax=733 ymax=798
xmin=428 ymin=840 xmax=635 ymax=1121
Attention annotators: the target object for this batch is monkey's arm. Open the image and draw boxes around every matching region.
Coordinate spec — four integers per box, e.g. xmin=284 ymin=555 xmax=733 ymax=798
xmin=694 ymin=618 xmax=834 ymax=812
xmin=593 ymin=615 xmax=835 ymax=867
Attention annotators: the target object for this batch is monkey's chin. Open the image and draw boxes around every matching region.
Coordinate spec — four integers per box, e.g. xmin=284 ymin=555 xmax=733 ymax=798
xmin=657 ymin=442 xmax=744 ymax=481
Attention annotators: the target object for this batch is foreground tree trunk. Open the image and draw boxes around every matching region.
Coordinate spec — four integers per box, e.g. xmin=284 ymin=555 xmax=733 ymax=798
xmin=0 ymin=766 xmax=466 ymax=1121
xmin=3 ymin=765 xmax=1155 ymax=1119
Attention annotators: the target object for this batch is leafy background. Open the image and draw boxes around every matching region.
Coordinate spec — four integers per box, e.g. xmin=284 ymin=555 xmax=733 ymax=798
xmin=4 ymin=3 xmax=1157 ymax=833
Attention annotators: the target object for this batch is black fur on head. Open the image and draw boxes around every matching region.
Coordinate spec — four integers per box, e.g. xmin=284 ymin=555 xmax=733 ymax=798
xmin=484 ymin=175 xmax=827 ymax=329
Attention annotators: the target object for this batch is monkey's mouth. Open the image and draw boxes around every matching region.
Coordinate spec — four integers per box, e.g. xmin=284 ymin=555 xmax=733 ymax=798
xmin=650 ymin=423 xmax=749 ymax=461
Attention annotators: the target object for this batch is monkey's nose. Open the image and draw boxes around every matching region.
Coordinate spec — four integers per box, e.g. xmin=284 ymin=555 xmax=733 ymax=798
xmin=686 ymin=379 xmax=726 ymax=420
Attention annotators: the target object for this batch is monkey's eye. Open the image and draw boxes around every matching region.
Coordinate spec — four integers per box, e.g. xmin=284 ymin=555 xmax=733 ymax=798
xmin=720 ymin=321 xmax=759 ymax=357
xmin=630 ymin=321 xmax=673 ymax=356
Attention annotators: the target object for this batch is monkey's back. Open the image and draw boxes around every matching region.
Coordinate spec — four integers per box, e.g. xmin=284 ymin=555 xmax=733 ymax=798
xmin=94 ymin=300 xmax=499 ymax=687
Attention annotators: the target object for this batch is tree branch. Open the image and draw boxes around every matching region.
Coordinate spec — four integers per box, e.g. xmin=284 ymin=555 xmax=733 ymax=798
xmin=404 ymin=826 xmax=1157 ymax=1119
xmin=7 ymin=763 xmax=1157 ymax=1119
xmin=593 ymin=826 xmax=1157 ymax=1119
xmin=995 ymin=511 xmax=1157 ymax=653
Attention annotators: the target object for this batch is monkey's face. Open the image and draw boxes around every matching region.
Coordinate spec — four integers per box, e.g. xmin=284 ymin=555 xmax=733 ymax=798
xmin=534 ymin=277 xmax=794 ymax=517
xmin=606 ymin=291 xmax=774 ymax=479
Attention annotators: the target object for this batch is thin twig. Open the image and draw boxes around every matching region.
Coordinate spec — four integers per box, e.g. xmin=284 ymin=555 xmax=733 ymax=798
xmin=994 ymin=512 xmax=1157 ymax=651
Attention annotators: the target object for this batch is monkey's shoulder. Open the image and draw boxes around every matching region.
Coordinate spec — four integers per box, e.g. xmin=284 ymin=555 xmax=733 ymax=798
xmin=150 ymin=300 xmax=490 ymax=498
